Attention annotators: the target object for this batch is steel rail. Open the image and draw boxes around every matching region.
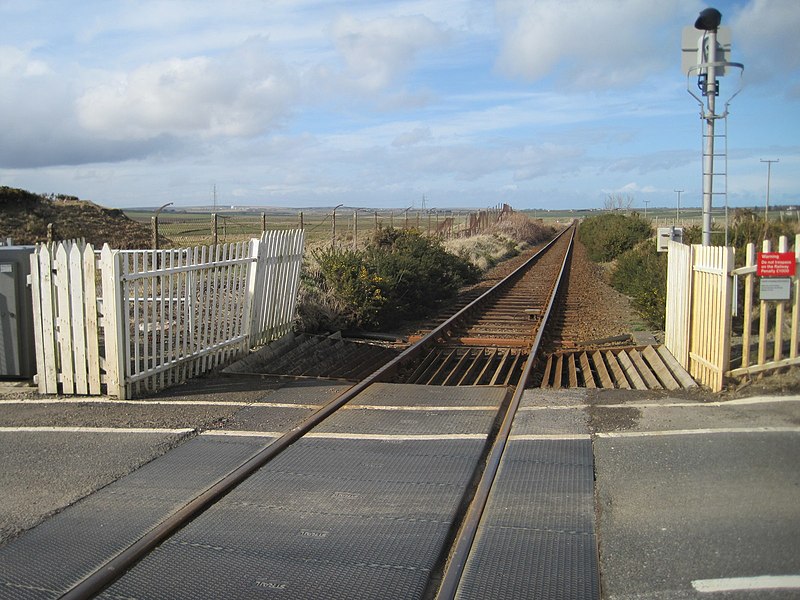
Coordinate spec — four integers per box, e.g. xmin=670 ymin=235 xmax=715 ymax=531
xmin=60 ymin=224 xmax=575 ymax=600
xmin=435 ymin=223 xmax=576 ymax=600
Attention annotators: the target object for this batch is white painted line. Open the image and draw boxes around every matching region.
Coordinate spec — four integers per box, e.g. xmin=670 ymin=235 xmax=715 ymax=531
xmin=344 ymin=405 xmax=497 ymax=411
xmin=0 ymin=426 xmax=195 ymax=435
xmin=597 ymin=426 xmax=800 ymax=438
xmin=519 ymin=396 xmax=800 ymax=411
xmin=307 ymin=432 xmax=487 ymax=441
xmin=519 ymin=405 xmax=584 ymax=411
xmin=200 ymin=430 xmax=487 ymax=441
xmin=692 ymin=574 xmax=800 ymax=592
xmin=509 ymin=433 xmax=591 ymax=441
xmin=0 ymin=398 xmax=320 ymax=410
xmin=201 ymin=430 xmax=282 ymax=438
xmin=710 ymin=395 xmax=800 ymax=406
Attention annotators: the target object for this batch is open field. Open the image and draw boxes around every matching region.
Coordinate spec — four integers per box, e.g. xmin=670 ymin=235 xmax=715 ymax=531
xmin=125 ymin=207 xmax=484 ymax=249
xmin=125 ymin=204 xmax=800 ymax=250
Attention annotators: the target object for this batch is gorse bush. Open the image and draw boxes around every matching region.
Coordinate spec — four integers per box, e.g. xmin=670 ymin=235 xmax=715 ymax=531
xmin=578 ymin=213 xmax=652 ymax=262
xmin=308 ymin=229 xmax=480 ymax=330
xmin=610 ymin=240 xmax=667 ymax=328
xmin=600 ymin=211 xmax=799 ymax=330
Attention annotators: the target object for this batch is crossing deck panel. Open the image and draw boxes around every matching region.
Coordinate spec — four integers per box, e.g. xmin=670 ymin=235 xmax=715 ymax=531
xmin=455 ymin=438 xmax=599 ymax=600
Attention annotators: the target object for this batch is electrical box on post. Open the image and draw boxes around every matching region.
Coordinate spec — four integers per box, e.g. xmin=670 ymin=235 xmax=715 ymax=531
xmin=657 ymin=227 xmax=684 ymax=252
xmin=0 ymin=245 xmax=36 ymax=378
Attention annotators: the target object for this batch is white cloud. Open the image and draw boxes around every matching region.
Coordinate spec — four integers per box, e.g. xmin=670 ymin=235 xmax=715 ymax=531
xmin=76 ymin=37 xmax=296 ymax=140
xmin=0 ymin=45 xmax=50 ymax=77
xmin=494 ymin=0 xmax=695 ymax=89
xmin=392 ymin=126 xmax=433 ymax=147
xmin=730 ymin=0 xmax=800 ymax=87
xmin=331 ymin=14 xmax=448 ymax=91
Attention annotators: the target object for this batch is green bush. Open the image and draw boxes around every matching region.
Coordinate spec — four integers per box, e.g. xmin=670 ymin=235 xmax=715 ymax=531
xmin=578 ymin=213 xmax=652 ymax=262
xmin=610 ymin=240 xmax=667 ymax=328
xmin=309 ymin=229 xmax=480 ymax=330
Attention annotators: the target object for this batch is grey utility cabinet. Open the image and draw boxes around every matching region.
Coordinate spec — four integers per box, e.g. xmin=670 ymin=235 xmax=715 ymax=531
xmin=0 ymin=244 xmax=36 ymax=378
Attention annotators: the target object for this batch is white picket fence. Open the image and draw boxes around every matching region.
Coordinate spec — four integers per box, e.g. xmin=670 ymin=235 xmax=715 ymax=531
xmin=665 ymin=235 xmax=799 ymax=391
xmin=664 ymin=240 xmax=734 ymax=392
xmin=728 ymin=235 xmax=800 ymax=378
xmin=30 ymin=230 xmax=304 ymax=398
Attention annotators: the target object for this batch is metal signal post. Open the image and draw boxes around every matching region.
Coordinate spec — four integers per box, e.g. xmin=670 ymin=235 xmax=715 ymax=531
xmin=682 ymin=7 xmax=743 ymax=246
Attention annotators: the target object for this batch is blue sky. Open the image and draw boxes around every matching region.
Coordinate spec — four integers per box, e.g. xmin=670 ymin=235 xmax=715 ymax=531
xmin=0 ymin=0 xmax=797 ymax=211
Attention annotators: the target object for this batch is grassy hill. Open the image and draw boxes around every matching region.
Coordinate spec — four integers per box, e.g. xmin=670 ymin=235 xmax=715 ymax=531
xmin=0 ymin=187 xmax=153 ymax=249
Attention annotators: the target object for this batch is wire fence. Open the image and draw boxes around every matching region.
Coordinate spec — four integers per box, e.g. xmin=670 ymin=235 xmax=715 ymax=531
xmin=133 ymin=206 xmax=513 ymax=251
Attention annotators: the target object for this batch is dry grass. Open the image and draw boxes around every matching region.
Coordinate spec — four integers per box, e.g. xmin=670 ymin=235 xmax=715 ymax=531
xmin=444 ymin=213 xmax=556 ymax=272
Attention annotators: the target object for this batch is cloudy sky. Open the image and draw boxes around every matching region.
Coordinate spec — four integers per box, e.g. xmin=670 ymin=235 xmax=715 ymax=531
xmin=1 ymin=0 xmax=798 ymax=211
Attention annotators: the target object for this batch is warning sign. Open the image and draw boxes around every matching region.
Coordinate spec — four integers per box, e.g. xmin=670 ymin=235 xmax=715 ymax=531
xmin=757 ymin=252 xmax=796 ymax=277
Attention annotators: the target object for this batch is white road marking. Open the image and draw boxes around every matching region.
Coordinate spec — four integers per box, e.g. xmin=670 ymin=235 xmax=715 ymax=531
xmin=692 ymin=575 xmax=800 ymax=592
xmin=343 ymin=405 xmax=497 ymax=411
xmin=519 ymin=395 xmax=800 ymax=411
xmin=0 ymin=398 xmax=320 ymax=409
xmin=0 ymin=426 xmax=194 ymax=434
xmin=509 ymin=433 xmax=591 ymax=441
xmin=201 ymin=430 xmax=487 ymax=441
xmin=201 ymin=430 xmax=281 ymax=438
xmin=308 ymin=432 xmax=487 ymax=440
xmin=597 ymin=426 xmax=800 ymax=438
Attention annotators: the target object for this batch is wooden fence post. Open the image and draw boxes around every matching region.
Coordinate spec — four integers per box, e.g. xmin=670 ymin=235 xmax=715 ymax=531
xmin=792 ymin=234 xmax=800 ymax=359
xmin=100 ymin=244 xmax=126 ymax=399
xmin=664 ymin=240 xmax=692 ymax=369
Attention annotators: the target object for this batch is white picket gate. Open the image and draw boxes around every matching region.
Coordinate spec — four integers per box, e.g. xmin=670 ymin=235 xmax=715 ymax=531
xmin=664 ymin=240 xmax=734 ymax=392
xmin=665 ymin=236 xmax=800 ymax=391
xmin=30 ymin=230 xmax=304 ymax=398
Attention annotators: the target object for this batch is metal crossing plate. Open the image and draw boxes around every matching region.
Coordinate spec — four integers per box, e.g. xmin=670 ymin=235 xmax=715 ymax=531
xmin=316 ymin=407 xmax=497 ymax=436
xmin=349 ymin=382 xmax=507 ymax=408
xmin=0 ymin=435 xmax=275 ymax=598
xmin=104 ymin=437 xmax=489 ymax=599
xmin=455 ymin=438 xmax=599 ymax=600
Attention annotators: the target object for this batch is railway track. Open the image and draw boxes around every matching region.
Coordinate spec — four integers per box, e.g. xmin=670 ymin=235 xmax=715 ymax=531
xmin=392 ymin=226 xmax=573 ymax=387
xmin=6 ymin=224 xmax=583 ymax=599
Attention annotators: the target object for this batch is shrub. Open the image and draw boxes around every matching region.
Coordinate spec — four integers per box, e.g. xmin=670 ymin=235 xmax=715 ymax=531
xmin=490 ymin=213 xmax=555 ymax=245
xmin=578 ymin=213 xmax=652 ymax=262
xmin=308 ymin=229 xmax=480 ymax=330
xmin=610 ymin=240 xmax=667 ymax=328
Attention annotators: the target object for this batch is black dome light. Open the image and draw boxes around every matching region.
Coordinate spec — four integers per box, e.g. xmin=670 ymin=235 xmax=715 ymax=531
xmin=695 ymin=8 xmax=722 ymax=31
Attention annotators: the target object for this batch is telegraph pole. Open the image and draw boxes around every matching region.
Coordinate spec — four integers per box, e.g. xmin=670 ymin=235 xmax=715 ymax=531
xmin=760 ymin=158 xmax=778 ymax=222
xmin=674 ymin=189 xmax=683 ymax=225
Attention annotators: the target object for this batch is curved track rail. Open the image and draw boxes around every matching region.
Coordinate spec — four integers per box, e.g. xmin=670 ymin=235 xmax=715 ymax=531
xmin=61 ymin=223 xmax=576 ymax=600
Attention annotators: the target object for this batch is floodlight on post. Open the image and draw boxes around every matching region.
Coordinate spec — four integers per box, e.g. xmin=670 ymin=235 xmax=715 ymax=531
xmin=682 ymin=7 xmax=744 ymax=246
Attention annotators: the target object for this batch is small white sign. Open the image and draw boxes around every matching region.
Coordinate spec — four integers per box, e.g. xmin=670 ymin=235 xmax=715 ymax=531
xmin=0 ymin=264 xmax=12 ymax=273
xmin=760 ymin=277 xmax=792 ymax=301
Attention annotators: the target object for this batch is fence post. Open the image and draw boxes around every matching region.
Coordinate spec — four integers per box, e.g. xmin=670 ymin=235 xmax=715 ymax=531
xmin=83 ymin=244 xmax=101 ymax=395
xmin=741 ymin=243 xmax=755 ymax=369
xmin=152 ymin=215 xmax=159 ymax=250
xmin=243 ymin=237 xmax=261 ymax=346
xmin=211 ymin=213 xmax=218 ymax=246
xmin=31 ymin=246 xmax=58 ymax=394
xmin=792 ymin=234 xmax=800 ymax=359
xmin=261 ymin=212 xmax=267 ymax=234
xmin=100 ymin=244 xmax=127 ymax=399
xmin=757 ymin=240 xmax=771 ymax=365
xmin=299 ymin=211 xmax=304 ymax=230
xmin=774 ymin=236 xmax=788 ymax=362
xmin=665 ymin=241 xmax=692 ymax=369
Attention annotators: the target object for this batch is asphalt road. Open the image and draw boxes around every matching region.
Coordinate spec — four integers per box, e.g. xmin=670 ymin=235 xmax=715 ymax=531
xmin=590 ymin=392 xmax=800 ymax=599
xmin=1 ymin=378 xmax=798 ymax=599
